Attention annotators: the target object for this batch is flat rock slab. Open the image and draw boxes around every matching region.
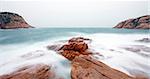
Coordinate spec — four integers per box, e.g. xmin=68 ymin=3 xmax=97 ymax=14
xmin=71 ymin=55 xmax=135 ymax=79
xmin=0 ymin=64 xmax=62 ymax=79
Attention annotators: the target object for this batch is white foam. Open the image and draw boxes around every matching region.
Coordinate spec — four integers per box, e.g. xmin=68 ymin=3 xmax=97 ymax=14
xmin=0 ymin=33 xmax=149 ymax=78
xmin=0 ymin=40 xmax=71 ymax=78
xmin=86 ymin=33 xmax=150 ymax=77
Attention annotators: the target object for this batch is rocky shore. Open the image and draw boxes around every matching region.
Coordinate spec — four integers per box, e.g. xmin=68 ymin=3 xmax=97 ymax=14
xmin=0 ymin=37 xmax=149 ymax=79
xmin=48 ymin=37 xmax=148 ymax=79
xmin=0 ymin=12 xmax=32 ymax=29
xmin=114 ymin=15 xmax=150 ymax=29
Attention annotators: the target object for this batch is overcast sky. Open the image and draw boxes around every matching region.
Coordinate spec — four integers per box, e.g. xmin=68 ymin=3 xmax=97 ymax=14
xmin=0 ymin=0 xmax=149 ymax=27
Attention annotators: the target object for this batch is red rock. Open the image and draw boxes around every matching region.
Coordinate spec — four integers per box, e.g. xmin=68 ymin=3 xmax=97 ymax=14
xmin=60 ymin=37 xmax=89 ymax=52
xmin=71 ymin=55 xmax=135 ymax=79
xmin=47 ymin=37 xmax=148 ymax=79
xmin=0 ymin=64 xmax=61 ymax=79
xmin=59 ymin=42 xmax=88 ymax=52
xmin=114 ymin=15 xmax=150 ymax=29
xmin=58 ymin=37 xmax=91 ymax=60
xmin=60 ymin=50 xmax=80 ymax=61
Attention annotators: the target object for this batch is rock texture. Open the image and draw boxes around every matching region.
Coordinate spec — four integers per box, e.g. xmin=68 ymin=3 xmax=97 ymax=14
xmin=58 ymin=37 xmax=92 ymax=61
xmin=114 ymin=15 xmax=150 ymax=29
xmin=55 ymin=37 xmax=147 ymax=79
xmin=0 ymin=64 xmax=61 ymax=79
xmin=71 ymin=55 xmax=134 ymax=79
xmin=1 ymin=37 xmax=147 ymax=79
xmin=0 ymin=12 xmax=32 ymax=29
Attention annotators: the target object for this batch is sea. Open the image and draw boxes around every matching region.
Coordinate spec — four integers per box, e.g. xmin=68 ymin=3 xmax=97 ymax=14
xmin=0 ymin=27 xmax=150 ymax=79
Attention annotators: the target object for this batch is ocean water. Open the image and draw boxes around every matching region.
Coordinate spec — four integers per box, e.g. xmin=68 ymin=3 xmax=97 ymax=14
xmin=0 ymin=28 xmax=150 ymax=78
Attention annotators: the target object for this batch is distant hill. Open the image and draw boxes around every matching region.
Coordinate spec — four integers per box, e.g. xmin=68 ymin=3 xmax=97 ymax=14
xmin=114 ymin=15 xmax=150 ymax=29
xmin=0 ymin=12 xmax=33 ymax=29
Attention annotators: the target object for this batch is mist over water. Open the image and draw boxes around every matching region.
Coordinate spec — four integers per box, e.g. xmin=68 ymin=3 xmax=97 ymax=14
xmin=0 ymin=28 xmax=150 ymax=78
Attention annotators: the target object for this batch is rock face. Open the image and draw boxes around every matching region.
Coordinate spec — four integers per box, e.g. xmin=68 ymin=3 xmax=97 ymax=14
xmin=114 ymin=15 xmax=150 ymax=29
xmin=0 ymin=64 xmax=56 ymax=79
xmin=0 ymin=12 xmax=32 ymax=29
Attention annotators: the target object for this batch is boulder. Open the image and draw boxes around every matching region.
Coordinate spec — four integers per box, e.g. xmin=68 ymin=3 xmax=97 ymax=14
xmin=0 ymin=12 xmax=33 ymax=29
xmin=59 ymin=42 xmax=88 ymax=52
xmin=58 ymin=37 xmax=91 ymax=60
xmin=114 ymin=15 xmax=150 ymax=29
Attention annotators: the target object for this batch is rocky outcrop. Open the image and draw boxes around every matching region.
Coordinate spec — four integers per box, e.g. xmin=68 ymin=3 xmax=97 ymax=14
xmin=0 ymin=64 xmax=57 ymax=79
xmin=48 ymin=37 xmax=147 ymax=79
xmin=0 ymin=12 xmax=33 ymax=29
xmin=58 ymin=37 xmax=92 ymax=60
xmin=114 ymin=15 xmax=150 ymax=29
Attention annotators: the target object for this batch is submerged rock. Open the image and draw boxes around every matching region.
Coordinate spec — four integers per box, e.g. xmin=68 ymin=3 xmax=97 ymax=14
xmin=122 ymin=45 xmax=150 ymax=57
xmin=0 ymin=12 xmax=33 ymax=29
xmin=136 ymin=38 xmax=150 ymax=43
xmin=114 ymin=15 xmax=150 ymax=29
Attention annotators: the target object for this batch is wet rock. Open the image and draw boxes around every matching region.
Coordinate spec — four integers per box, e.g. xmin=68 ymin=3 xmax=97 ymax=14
xmin=136 ymin=38 xmax=150 ymax=43
xmin=0 ymin=12 xmax=33 ymax=29
xmin=122 ymin=45 xmax=150 ymax=57
xmin=123 ymin=45 xmax=150 ymax=53
xmin=48 ymin=37 xmax=148 ymax=79
xmin=68 ymin=37 xmax=91 ymax=43
xmin=60 ymin=50 xmax=80 ymax=61
xmin=0 ymin=64 xmax=59 ymax=79
xmin=58 ymin=37 xmax=91 ymax=60
xmin=71 ymin=55 xmax=134 ymax=79
xmin=59 ymin=42 xmax=88 ymax=52
xmin=114 ymin=15 xmax=150 ymax=29
xmin=47 ymin=44 xmax=63 ymax=51
xmin=124 ymin=47 xmax=141 ymax=53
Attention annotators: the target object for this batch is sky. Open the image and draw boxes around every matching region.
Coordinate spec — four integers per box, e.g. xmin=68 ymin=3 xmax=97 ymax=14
xmin=0 ymin=0 xmax=149 ymax=27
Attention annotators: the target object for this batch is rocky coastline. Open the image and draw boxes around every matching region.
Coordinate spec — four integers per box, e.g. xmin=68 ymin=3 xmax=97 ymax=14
xmin=0 ymin=37 xmax=149 ymax=79
xmin=0 ymin=12 xmax=149 ymax=79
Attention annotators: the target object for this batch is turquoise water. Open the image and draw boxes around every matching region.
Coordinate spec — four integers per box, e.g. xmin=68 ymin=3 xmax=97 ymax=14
xmin=0 ymin=28 xmax=149 ymax=44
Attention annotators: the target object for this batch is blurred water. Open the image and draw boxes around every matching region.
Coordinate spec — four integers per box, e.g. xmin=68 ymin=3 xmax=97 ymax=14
xmin=0 ymin=27 xmax=149 ymax=78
